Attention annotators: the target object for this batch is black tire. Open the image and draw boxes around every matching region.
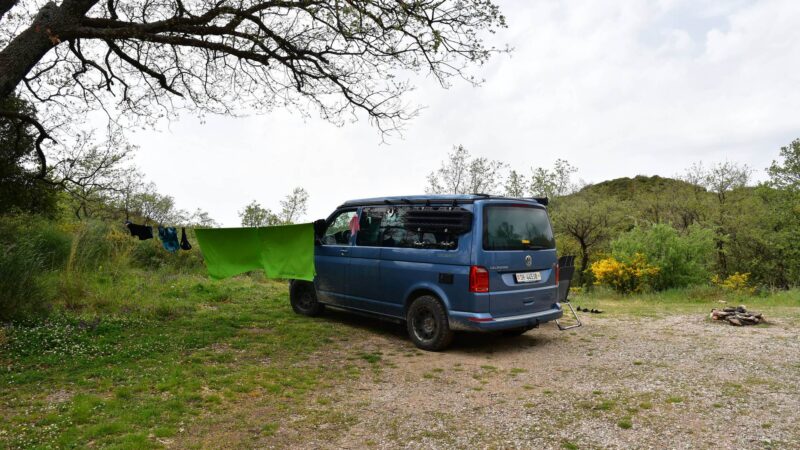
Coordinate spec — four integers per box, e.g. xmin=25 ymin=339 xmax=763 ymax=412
xmin=289 ymin=280 xmax=325 ymax=316
xmin=406 ymin=295 xmax=454 ymax=351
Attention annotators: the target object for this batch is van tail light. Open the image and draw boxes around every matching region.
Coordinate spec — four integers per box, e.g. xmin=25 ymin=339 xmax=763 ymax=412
xmin=469 ymin=266 xmax=490 ymax=293
xmin=555 ymin=263 xmax=560 ymax=286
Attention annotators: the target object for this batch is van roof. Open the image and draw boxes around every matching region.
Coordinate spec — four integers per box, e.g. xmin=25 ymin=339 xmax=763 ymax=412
xmin=339 ymin=195 xmax=547 ymax=208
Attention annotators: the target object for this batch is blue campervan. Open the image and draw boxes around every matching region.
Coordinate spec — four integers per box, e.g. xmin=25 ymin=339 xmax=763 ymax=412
xmin=289 ymin=195 xmax=564 ymax=351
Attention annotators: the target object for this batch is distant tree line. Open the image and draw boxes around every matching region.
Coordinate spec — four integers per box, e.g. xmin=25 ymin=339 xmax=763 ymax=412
xmin=239 ymin=187 xmax=309 ymax=227
xmin=426 ymin=141 xmax=800 ymax=289
xmin=0 ymin=96 xmax=216 ymax=227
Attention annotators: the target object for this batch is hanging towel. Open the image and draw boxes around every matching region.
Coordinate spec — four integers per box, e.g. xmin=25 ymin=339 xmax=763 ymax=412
xmin=195 ymin=223 xmax=315 ymax=281
xmin=126 ymin=222 xmax=154 ymax=240
xmin=180 ymin=227 xmax=192 ymax=250
xmin=348 ymin=214 xmax=360 ymax=235
xmin=158 ymin=226 xmax=180 ymax=253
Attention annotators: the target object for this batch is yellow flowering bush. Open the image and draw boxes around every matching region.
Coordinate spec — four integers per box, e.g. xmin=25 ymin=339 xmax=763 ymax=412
xmin=711 ymin=272 xmax=755 ymax=294
xmin=590 ymin=253 xmax=660 ymax=294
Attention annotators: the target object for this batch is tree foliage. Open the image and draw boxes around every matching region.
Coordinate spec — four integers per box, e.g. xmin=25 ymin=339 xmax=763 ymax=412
xmin=551 ymin=191 xmax=628 ymax=283
xmin=768 ymin=138 xmax=800 ymax=190
xmin=425 ymin=141 xmax=800 ymax=288
xmin=279 ymin=187 xmax=308 ymax=224
xmin=240 ymin=187 xmax=310 ymax=227
xmin=0 ymin=96 xmax=61 ymax=216
xmin=0 ymin=0 xmax=507 ymax=180
xmin=611 ymin=224 xmax=715 ymax=291
xmin=503 ymin=169 xmax=525 ymax=197
xmin=529 ymin=158 xmax=577 ymax=198
xmin=239 ymin=200 xmax=279 ymax=227
xmin=426 ymin=145 xmax=506 ymax=195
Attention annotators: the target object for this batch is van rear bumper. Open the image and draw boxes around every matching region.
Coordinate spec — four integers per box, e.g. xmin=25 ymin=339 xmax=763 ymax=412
xmin=448 ymin=304 xmax=564 ymax=331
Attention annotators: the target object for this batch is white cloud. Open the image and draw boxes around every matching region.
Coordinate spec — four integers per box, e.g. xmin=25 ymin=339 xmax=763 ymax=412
xmin=131 ymin=0 xmax=800 ymax=226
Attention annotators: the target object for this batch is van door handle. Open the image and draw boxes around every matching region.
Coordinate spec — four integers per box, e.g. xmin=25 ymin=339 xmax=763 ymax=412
xmin=340 ymin=249 xmax=349 ymax=255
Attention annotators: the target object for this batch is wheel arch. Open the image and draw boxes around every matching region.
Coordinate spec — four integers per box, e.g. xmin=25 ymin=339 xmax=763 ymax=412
xmin=403 ymin=283 xmax=451 ymax=315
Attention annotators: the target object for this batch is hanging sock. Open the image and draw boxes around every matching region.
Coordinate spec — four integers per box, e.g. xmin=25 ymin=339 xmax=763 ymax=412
xmin=158 ymin=226 xmax=180 ymax=253
xmin=126 ymin=221 xmax=153 ymax=240
xmin=180 ymin=227 xmax=192 ymax=250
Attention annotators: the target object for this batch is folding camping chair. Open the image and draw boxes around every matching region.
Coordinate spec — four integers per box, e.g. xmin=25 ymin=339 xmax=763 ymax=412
xmin=556 ymin=255 xmax=582 ymax=330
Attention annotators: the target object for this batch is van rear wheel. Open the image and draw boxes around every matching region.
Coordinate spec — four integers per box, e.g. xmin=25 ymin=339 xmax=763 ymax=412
xmin=406 ymin=295 xmax=453 ymax=351
xmin=290 ymin=280 xmax=325 ymax=316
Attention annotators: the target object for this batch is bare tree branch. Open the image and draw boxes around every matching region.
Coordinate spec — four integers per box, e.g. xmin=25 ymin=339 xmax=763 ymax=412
xmin=0 ymin=0 xmax=18 ymax=22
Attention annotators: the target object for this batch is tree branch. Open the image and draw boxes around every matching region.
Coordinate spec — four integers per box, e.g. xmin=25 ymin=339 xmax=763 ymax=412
xmin=0 ymin=110 xmax=56 ymax=178
xmin=105 ymin=40 xmax=183 ymax=96
xmin=0 ymin=0 xmax=18 ymax=22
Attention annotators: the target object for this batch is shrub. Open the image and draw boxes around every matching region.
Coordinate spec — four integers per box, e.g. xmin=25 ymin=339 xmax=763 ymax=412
xmin=611 ymin=224 xmax=715 ymax=290
xmin=590 ymin=253 xmax=660 ymax=294
xmin=129 ymin=237 xmax=204 ymax=272
xmin=712 ymin=272 xmax=755 ymax=294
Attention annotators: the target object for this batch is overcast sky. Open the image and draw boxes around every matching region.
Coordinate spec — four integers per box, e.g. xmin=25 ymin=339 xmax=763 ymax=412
xmin=130 ymin=0 xmax=800 ymax=226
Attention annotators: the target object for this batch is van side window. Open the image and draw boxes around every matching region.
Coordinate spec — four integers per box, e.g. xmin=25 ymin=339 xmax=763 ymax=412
xmin=356 ymin=208 xmax=384 ymax=246
xmin=322 ymin=210 xmax=357 ymax=245
xmin=356 ymin=207 xmax=458 ymax=250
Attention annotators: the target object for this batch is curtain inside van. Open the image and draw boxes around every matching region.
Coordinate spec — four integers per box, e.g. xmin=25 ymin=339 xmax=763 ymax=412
xmin=195 ymin=223 xmax=315 ymax=281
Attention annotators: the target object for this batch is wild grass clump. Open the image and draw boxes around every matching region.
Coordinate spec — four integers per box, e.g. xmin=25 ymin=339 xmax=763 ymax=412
xmin=129 ymin=236 xmax=204 ymax=273
xmin=0 ymin=241 xmax=49 ymax=320
xmin=70 ymin=221 xmax=115 ymax=271
xmin=0 ymin=215 xmax=71 ymax=320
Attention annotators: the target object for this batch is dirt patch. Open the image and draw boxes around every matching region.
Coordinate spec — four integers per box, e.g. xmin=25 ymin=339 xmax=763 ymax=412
xmin=170 ymin=312 xmax=800 ymax=449
xmin=298 ymin=314 xmax=800 ymax=449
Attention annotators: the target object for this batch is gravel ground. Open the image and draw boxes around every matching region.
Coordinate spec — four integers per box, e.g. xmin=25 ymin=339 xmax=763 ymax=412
xmin=287 ymin=312 xmax=800 ymax=449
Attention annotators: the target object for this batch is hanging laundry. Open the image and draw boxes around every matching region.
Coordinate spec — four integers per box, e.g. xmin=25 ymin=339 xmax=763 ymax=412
xmin=126 ymin=222 xmax=153 ymax=241
xmin=195 ymin=223 xmax=315 ymax=281
xmin=348 ymin=214 xmax=360 ymax=236
xmin=180 ymin=227 xmax=192 ymax=250
xmin=158 ymin=226 xmax=180 ymax=253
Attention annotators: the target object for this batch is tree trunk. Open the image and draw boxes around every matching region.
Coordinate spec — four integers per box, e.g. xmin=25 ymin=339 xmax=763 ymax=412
xmin=0 ymin=0 xmax=98 ymax=99
xmin=578 ymin=240 xmax=589 ymax=285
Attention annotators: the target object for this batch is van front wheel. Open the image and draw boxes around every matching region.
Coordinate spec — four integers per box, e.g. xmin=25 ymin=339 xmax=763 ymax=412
xmin=406 ymin=295 xmax=453 ymax=351
xmin=290 ymin=280 xmax=325 ymax=317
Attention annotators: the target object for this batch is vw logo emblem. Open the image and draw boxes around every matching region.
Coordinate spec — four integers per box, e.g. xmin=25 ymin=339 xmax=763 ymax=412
xmin=524 ymin=255 xmax=532 ymax=267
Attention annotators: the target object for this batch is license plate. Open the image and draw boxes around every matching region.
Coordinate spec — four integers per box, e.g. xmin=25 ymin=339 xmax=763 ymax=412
xmin=515 ymin=271 xmax=542 ymax=283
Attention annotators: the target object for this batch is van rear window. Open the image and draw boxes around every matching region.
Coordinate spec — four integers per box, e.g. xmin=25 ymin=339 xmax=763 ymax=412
xmin=483 ymin=205 xmax=555 ymax=251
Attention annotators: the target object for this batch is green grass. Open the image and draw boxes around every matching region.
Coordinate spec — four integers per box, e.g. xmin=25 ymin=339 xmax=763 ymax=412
xmin=0 ymin=270 xmax=358 ymax=448
xmin=568 ymin=286 xmax=800 ymax=319
xmin=561 ymin=440 xmax=579 ymax=450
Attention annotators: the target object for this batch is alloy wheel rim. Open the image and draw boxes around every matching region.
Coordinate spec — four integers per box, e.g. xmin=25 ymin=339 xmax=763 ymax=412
xmin=413 ymin=308 xmax=437 ymax=341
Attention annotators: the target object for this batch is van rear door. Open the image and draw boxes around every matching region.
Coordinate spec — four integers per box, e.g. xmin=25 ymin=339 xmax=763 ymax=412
xmin=476 ymin=203 xmax=559 ymax=318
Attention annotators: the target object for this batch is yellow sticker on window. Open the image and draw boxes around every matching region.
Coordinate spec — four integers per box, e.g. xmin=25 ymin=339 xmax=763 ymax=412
xmin=521 ymin=239 xmax=530 ymax=244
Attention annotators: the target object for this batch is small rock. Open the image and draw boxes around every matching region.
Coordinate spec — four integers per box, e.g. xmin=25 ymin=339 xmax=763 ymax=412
xmin=728 ymin=318 xmax=742 ymax=326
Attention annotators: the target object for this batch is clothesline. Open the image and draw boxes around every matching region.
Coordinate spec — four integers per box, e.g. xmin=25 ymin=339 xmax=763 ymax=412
xmin=124 ymin=221 xmax=192 ymax=253
xmin=124 ymin=221 xmax=316 ymax=281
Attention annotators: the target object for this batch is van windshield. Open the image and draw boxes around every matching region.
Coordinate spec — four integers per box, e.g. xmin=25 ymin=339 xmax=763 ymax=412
xmin=483 ymin=205 xmax=555 ymax=251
